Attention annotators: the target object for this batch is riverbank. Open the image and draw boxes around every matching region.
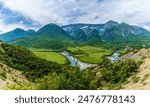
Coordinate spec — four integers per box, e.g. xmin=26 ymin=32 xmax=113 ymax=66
xmin=107 ymin=51 xmax=120 ymax=62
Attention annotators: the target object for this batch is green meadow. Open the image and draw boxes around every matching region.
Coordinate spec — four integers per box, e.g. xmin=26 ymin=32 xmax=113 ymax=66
xmin=67 ymin=46 xmax=113 ymax=64
xmin=33 ymin=51 xmax=67 ymax=64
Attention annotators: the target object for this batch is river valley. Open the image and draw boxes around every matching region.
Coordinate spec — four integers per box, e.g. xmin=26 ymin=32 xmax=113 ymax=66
xmin=61 ymin=51 xmax=120 ymax=70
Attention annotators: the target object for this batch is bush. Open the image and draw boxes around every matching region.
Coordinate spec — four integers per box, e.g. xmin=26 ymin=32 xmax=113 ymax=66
xmin=132 ymin=74 xmax=140 ymax=83
xmin=0 ymin=70 xmax=6 ymax=80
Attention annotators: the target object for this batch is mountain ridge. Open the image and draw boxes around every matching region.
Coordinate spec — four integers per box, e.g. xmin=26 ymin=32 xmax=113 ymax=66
xmin=0 ymin=28 xmax=35 ymax=42
xmin=1 ymin=20 xmax=150 ymax=49
xmin=62 ymin=20 xmax=150 ymax=41
xmin=10 ymin=23 xmax=75 ymax=50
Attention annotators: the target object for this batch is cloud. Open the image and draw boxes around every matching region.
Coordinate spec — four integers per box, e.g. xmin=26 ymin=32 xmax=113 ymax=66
xmin=1 ymin=0 xmax=150 ymax=33
xmin=0 ymin=1 xmax=41 ymax=33
xmin=0 ymin=19 xmax=37 ymax=33
xmin=0 ymin=0 xmax=118 ymax=25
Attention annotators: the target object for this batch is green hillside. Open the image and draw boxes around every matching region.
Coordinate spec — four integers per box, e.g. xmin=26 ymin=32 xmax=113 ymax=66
xmin=0 ymin=43 xmax=66 ymax=81
xmin=11 ymin=24 xmax=76 ymax=50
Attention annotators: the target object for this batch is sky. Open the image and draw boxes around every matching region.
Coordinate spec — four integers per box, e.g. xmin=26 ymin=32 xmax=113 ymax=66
xmin=0 ymin=0 xmax=150 ymax=33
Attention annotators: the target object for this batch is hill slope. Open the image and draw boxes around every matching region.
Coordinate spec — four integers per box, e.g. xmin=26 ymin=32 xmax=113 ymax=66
xmin=0 ymin=42 xmax=67 ymax=81
xmin=120 ymin=48 xmax=150 ymax=89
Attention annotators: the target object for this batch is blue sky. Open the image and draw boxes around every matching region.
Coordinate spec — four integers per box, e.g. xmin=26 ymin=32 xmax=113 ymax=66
xmin=0 ymin=0 xmax=150 ymax=33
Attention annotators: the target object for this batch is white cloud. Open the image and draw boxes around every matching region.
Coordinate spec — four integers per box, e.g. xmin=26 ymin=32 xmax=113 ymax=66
xmin=1 ymin=0 xmax=150 ymax=32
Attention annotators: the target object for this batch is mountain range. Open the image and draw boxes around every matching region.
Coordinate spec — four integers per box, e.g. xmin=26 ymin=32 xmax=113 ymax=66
xmin=0 ymin=20 xmax=150 ymax=49
xmin=62 ymin=20 xmax=150 ymax=41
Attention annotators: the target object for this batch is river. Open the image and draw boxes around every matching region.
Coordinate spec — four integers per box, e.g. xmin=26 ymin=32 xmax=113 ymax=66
xmin=61 ymin=51 xmax=120 ymax=70
xmin=107 ymin=51 xmax=120 ymax=62
xmin=61 ymin=51 xmax=97 ymax=70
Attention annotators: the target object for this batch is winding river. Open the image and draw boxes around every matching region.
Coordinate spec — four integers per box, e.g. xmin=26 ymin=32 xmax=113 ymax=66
xmin=61 ymin=51 xmax=97 ymax=70
xmin=61 ymin=51 xmax=120 ymax=70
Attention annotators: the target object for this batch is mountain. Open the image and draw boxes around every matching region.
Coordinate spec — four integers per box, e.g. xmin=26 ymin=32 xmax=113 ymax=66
xmin=0 ymin=28 xmax=35 ymax=42
xmin=36 ymin=24 xmax=72 ymax=39
xmin=71 ymin=28 xmax=87 ymax=41
xmin=62 ymin=21 xmax=150 ymax=41
xmin=62 ymin=23 xmax=104 ymax=38
xmin=87 ymin=29 xmax=101 ymax=40
xmin=38 ymin=24 xmax=66 ymax=34
xmin=11 ymin=24 xmax=75 ymax=50
xmin=101 ymin=22 xmax=150 ymax=41
xmin=62 ymin=20 xmax=119 ymax=40
xmin=26 ymin=29 xmax=36 ymax=34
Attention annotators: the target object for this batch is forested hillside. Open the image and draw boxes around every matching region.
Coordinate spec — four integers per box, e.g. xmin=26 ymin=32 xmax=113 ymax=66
xmin=0 ymin=43 xmax=65 ymax=81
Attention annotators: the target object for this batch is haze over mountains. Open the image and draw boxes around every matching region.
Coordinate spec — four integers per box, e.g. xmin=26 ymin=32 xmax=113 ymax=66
xmin=0 ymin=20 xmax=150 ymax=49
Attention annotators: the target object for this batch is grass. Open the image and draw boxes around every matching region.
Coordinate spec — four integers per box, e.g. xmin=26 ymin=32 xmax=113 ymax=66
xmin=29 ymin=48 xmax=54 ymax=52
xmin=33 ymin=51 xmax=67 ymax=64
xmin=31 ymin=46 xmax=113 ymax=64
xmin=30 ymin=48 xmax=67 ymax=64
xmin=67 ymin=46 xmax=113 ymax=64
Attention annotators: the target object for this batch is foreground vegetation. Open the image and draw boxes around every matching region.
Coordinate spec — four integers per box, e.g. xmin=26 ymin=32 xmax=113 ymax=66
xmin=0 ymin=43 xmax=140 ymax=90
xmin=36 ymin=59 xmax=139 ymax=90
xmin=5 ymin=59 xmax=139 ymax=90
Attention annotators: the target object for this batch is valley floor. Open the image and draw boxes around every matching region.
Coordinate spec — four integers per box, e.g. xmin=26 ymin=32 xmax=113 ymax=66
xmin=33 ymin=51 xmax=67 ymax=64
xmin=67 ymin=46 xmax=113 ymax=64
